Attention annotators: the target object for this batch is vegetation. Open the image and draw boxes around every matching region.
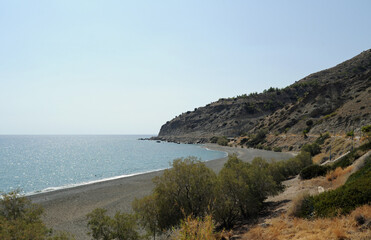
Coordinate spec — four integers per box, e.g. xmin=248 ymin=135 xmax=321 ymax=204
xmin=299 ymin=164 xmax=330 ymax=180
xmin=213 ymin=156 xmax=281 ymax=228
xmin=216 ymin=136 xmax=228 ymax=146
xmin=301 ymin=142 xmax=321 ymax=156
xmin=331 ymin=141 xmax=371 ymax=169
xmin=346 ymin=130 xmax=354 ymax=137
xmin=131 ymin=149 xmax=314 ymax=235
xmin=86 ymin=208 xmax=141 ymax=240
xmin=244 ymin=130 xmax=267 ymax=148
xmin=314 ymin=132 xmax=330 ymax=145
xmin=133 ymin=157 xmax=216 ymax=232
xmin=210 ymin=136 xmax=229 ymax=146
xmin=245 ymin=205 xmax=371 ymax=240
xmin=273 ymin=146 xmax=282 ymax=152
xmin=0 ymin=190 xmax=74 ymax=240
xmin=297 ymin=155 xmax=371 ymax=218
xmin=362 ymin=124 xmax=371 ymax=141
xmin=170 ymin=215 xmax=227 ymax=240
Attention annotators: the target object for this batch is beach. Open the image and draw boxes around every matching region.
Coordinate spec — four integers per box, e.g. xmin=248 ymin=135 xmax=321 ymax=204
xmin=29 ymin=145 xmax=294 ymax=239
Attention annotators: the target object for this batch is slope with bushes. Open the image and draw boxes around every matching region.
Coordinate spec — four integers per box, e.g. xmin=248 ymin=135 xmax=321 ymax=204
xmin=156 ymin=49 xmax=371 ymax=148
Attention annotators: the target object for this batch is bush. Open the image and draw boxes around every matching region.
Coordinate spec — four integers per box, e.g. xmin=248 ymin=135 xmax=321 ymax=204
xmin=246 ymin=130 xmax=267 ymax=147
xmin=361 ymin=125 xmax=371 ymax=141
xmin=0 ymin=190 xmax=74 ymax=240
xmin=171 ymin=215 xmax=223 ymax=240
xmin=132 ymin=194 xmax=159 ymax=239
xmin=299 ymin=156 xmax=371 ymax=218
xmin=216 ymin=136 xmax=228 ymax=146
xmin=134 ymin=152 xmax=313 ymax=233
xmin=210 ymin=136 xmax=218 ymax=143
xmin=269 ymin=151 xmax=312 ymax=181
xmin=86 ymin=208 xmax=141 ymax=240
xmin=315 ymin=132 xmax=330 ymax=145
xmin=299 ymin=165 xmax=330 ymax=180
xmin=288 ymin=191 xmax=311 ymax=217
xmin=273 ymin=147 xmax=282 ymax=152
xmin=134 ymin=157 xmax=216 ymax=231
xmin=301 ymin=143 xmax=321 ymax=156
xmin=331 ymin=141 xmax=371 ymax=169
xmin=346 ymin=130 xmax=354 ymax=137
xmin=213 ymin=156 xmax=281 ymax=228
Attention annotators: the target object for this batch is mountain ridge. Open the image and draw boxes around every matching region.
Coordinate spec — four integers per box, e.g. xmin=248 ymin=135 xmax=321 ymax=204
xmin=156 ymin=50 xmax=371 ymax=147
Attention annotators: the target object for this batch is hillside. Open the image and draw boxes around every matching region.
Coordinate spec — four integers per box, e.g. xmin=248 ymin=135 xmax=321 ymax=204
xmin=156 ymin=49 xmax=371 ymax=146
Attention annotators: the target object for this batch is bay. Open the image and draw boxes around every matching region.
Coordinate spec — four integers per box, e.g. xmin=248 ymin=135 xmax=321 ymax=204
xmin=0 ymin=135 xmax=226 ymax=194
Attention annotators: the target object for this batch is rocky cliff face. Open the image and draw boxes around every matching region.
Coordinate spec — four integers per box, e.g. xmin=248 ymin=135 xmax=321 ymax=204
xmin=157 ymin=50 xmax=371 ymax=143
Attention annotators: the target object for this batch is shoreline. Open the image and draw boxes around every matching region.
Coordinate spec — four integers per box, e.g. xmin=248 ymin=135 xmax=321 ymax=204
xmin=28 ymin=145 xmax=293 ymax=239
xmin=26 ymin=144 xmax=226 ymax=197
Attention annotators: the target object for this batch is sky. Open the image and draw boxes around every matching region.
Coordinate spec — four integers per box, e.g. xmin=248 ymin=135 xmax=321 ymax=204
xmin=0 ymin=0 xmax=370 ymax=135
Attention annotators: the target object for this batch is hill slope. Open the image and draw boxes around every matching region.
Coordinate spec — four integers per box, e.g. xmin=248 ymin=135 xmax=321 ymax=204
xmin=156 ymin=50 xmax=371 ymax=144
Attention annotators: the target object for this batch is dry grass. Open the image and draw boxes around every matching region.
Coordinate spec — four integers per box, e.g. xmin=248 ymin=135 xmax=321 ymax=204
xmin=243 ymin=205 xmax=371 ymax=240
xmin=287 ymin=191 xmax=310 ymax=217
xmin=326 ymin=166 xmax=353 ymax=188
xmin=312 ymin=153 xmax=328 ymax=164
xmin=170 ymin=215 xmax=231 ymax=240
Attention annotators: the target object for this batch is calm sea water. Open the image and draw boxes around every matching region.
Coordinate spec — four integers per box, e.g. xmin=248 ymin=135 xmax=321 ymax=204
xmin=0 ymin=135 xmax=226 ymax=194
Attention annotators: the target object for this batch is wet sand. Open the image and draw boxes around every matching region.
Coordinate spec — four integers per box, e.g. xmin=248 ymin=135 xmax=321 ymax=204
xmin=29 ymin=144 xmax=293 ymax=239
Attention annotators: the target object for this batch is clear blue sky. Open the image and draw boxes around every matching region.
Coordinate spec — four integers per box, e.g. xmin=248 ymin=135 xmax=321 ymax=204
xmin=1 ymin=0 xmax=370 ymax=135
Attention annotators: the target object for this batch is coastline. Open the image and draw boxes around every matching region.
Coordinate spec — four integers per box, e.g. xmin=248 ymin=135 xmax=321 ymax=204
xmin=29 ymin=145 xmax=293 ymax=239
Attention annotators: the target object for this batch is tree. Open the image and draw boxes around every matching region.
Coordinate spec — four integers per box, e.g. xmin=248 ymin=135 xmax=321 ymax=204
xmin=86 ymin=208 xmax=141 ymax=240
xmin=0 ymin=190 xmax=74 ymax=240
xmin=301 ymin=143 xmax=321 ymax=156
xmin=132 ymin=194 xmax=159 ymax=239
xmin=216 ymin=136 xmax=228 ymax=146
xmin=213 ymin=155 xmax=280 ymax=228
xmin=134 ymin=157 xmax=217 ymax=231
xmin=112 ymin=212 xmax=140 ymax=240
xmin=87 ymin=208 xmax=112 ymax=240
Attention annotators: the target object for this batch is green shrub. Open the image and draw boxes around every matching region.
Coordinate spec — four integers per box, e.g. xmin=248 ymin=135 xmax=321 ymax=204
xmin=213 ymin=156 xmax=280 ymax=229
xmin=331 ymin=141 xmax=371 ymax=169
xmin=315 ymin=132 xmax=330 ymax=145
xmin=323 ymin=112 xmax=337 ymax=119
xmin=0 ymin=190 xmax=74 ymax=240
xmin=210 ymin=136 xmax=219 ymax=143
xmin=132 ymin=194 xmax=159 ymax=239
xmin=86 ymin=208 xmax=141 ymax=240
xmin=299 ymin=165 xmax=330 ymax=180
xmin=293 ymin=195 xmax=315 ymax=218
xmin=361 ymin=125 xmax=371 ymax=141
xmin=346 ymin=130 xmax=354 ymax=137
xmin=273 ymin=147 xmax=282 ymax=152
xmin=306 ymin=120 xmax=313 ymax=127
xmin=267 ymin=151 xmax=312 ymax=181
xmin=263 ymin=145 xmax=272 ymax=151
xmin=300 ymin=156 xmax=371 ymax=218
xmin=216 ymin=136 xmax=228 ymax=146
xmin=134 ymin=157 xmax=216 ymax=231
xmin=301 ymin=143 xmax=321 ymax=156
xmin=247 ymin=130 xmax=267 ymax=147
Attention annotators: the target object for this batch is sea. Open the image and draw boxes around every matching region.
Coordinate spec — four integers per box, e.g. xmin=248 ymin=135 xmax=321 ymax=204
xmin=0 ymin=135 xmax=226 ymax=195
